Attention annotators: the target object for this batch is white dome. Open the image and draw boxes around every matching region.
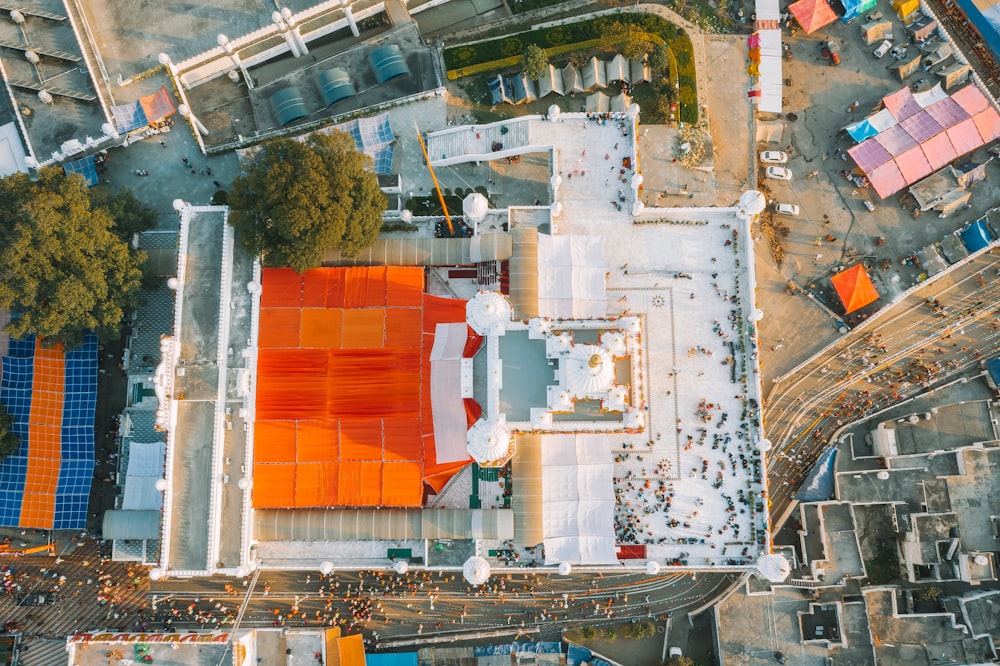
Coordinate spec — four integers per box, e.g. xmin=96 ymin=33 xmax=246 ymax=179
xmin=463 ymin=555 xmax=491 ymax=586
xmin=550 ymin=174 xmax=562 ymax=191
xmin=565 ymin=345 xmax=614 ymax=394
xmin=975 ymin=555 xmax=989 ymax=566
xmin=601 ymin=331 xmax=626 ymax=356
xmin=756 ymin=553 xmax=791 ymax=582
xmin=631 ymin=173 xmax=643 ymax=189
xmin=551 ymin=201 xmax=563 ymax=218
xmin=737 ymin=190 xmax=766 ymax=220
xmin=320 ymin=562 xmax=334 ymax=575
xmin=877 ymin=471 xmax=890 ymax=480
xmin=463 ymin=192 xmax=489 ymax=222
xmin=155 ymin=479 xmax=169 ymax=491
xmin=558 ymin=562 xmax=572 ymax=576
xmin=467 ymin=417 xmax=511 ymax=464
xmin=393 ymin=560 xmax=409 ymax=574
xmin=645 ymin=560 xmax=660 ymax=575
xmin=467 ymin=291 xmax=511 ymax=335
xmin=548 ymin=104 xmax=561 ymax=121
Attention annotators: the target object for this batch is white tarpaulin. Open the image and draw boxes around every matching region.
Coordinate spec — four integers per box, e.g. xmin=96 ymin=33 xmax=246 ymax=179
xmin=537 ymin=235 xmax=606 ymax=318
xmin=757 ymin=29 xmax=784 ymax=114
xmin=430 ymin=323 xmax=470 ymax=464
xmin=541 ymin=435 xmax=617 ymax=564
xmin=122 ymin=441 xmax=166 ymax=510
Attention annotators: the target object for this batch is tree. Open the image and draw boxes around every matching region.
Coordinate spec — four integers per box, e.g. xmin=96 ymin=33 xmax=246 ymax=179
xmin=228 ymin=132 xmax=387 ymax=272
xmin=87 ymin=186 xmax=157 ymax=242
xmin=604 ymin=627 xmax=617 ymax=641
xmin=522 ymin=44 xmax=549 ymax=80
xmin=628 ymin=621 xmax=656 ymax=639
xmin=581 ymin=626 xmax=597 ymax=640
xmin=600 ymin=21 xmax=656 ymax=60
xmin=0 ymin=168 xmax=146 ymax=347
xmin=0 ymin=402 xmax=19 ymax=464
xmin=649 ymin=43 xmax=671 ymax=74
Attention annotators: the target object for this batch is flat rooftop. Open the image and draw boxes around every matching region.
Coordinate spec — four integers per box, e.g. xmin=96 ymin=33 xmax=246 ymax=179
xmin=160 ymin=205 xmax=256 ymax=576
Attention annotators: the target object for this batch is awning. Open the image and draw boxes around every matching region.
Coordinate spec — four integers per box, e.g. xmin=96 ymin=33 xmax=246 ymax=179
xmin=831 ymin=264 xmax=879 ymax=314
xmin=102 ymin=510 xmax=161 ymax=540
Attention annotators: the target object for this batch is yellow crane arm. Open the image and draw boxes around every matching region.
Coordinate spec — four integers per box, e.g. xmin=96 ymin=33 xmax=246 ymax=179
xmin=414 ymin=123 xmax=454 ymax=235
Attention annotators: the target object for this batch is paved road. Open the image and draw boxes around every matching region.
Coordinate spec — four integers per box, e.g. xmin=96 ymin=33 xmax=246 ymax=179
xmin=765 ymin=247 xmax=1000 ymax=524
xmin=148 ymin=568 xmax=737 ymax=643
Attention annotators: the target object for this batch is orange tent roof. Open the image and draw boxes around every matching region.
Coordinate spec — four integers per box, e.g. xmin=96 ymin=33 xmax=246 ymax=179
xmin=253 ymin=267 xmax=471 ymax=509
xmin=831 ymin=264 xmax=879 ymax=314
xmin=789 ymin=0 xmax=838 ymax=33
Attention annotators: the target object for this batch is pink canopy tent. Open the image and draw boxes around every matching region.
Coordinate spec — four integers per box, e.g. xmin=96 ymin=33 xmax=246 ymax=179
xmin=789 ymin=0 xmax=838 ymax=32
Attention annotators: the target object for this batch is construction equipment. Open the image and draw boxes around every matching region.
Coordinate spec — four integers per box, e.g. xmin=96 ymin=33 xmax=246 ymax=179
xmin=0 ymin=543 xmax=55 ymax=556
xmin=413 ymin=122 xmax=454 ymax=236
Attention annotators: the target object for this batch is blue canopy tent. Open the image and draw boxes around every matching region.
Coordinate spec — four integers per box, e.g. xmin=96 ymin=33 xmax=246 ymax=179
xmin=988 ymin=358 xmax=1000 ymax=386
xmin=846 ymin=118 xmax=879 ymax=142
xmin=488 ymin=74 xmax=511 ymax=105
xmin=959 ymin=219 xmax=994 ymax=253
xmin=795 ymin=446 xmax=838 ymax=502
xmin=836 ymin=0 xmax=877 ymax=21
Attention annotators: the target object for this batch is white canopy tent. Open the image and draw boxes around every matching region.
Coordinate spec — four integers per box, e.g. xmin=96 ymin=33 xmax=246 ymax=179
xmin=122 ymin=441 xmax=166 ymax=510
xmin=430 ymin=323 xmax=470 ymax=464
xmin=541 ymin=435 xmax=617 ymax=565
xmin=537 ymin=234 xmax=607 ymax=318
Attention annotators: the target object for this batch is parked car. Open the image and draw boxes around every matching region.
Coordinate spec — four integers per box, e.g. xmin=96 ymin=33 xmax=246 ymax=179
xmin=760 ymin=150 xmax=788 ymax=164
xmin=766 ymin=166 xmax=793 ymax=181
xmin=669 ymin=647 xmax=683 ymax=658
xmin=775 ymin=203 xmax=800 ymax=215
xmin=873 ymin=40 xmax=892 ymax=58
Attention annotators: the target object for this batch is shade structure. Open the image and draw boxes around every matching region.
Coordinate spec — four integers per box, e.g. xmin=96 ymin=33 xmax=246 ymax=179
xmin=316 ymin=68 xmax=357 ymax=107
xmin=369 ymin=44 xmax=410 ymax=84
xmin=253 ymin=267 xmax=472 ymax=509
xmin=463 ymin=555 xmax=491 ymax=586
xmin=0 ymin=334 xmax=97 ymax=529
xmin=831 ymin=264 xmax=879 ymax=314
xmin=789 ymin=0 xmax=838 ymax=32
xmin=269 ymin=87 xmax=308 ymax=126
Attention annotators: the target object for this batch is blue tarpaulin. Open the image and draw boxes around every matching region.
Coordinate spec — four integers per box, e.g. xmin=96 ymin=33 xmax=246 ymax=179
xmin=846 ymin=119 xmax=879 ymax=142
xmin=838 ymin=0 xmax=877 ymax=21
xmin=63 ymin=155 xmax=98 ymax=186
xmin=795 ymin=446 xmax=838 ymax=502
xmin=474 ymin=642 xmax=562 ymax=656
xmin=960 ymin=219 xmax=993 ymax=253
xmin=365 ymin=653 xmax=418 ymax=666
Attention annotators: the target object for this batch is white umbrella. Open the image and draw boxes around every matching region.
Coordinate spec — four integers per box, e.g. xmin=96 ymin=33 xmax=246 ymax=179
xmin=558 ymin=562 xmax=573 ymax=576
xmin=463 ymin=556 xmax=491 ymax=586
xmin=645 ymin=561 xmax=660 ymax=576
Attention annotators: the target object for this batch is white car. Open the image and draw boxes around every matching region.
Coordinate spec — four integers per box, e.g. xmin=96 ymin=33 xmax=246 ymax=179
xmin=766 ymin=166 xmax=793 ymax=181
xmin=873 ymin=40 xmax=892 ymax=58
xmin=775 ymin=203 xmax=800 ymax=215
xmin=760 ymin=150 xmax=788 ymax=164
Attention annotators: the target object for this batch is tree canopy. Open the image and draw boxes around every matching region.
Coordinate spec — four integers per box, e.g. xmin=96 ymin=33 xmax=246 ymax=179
xmin=522 ymin=44 xmax=549 ymax=80
xmin=228 ymin=132 xmax=387 ymax=272
xmin=88 ymin=185 xmax=158 ymax=242
xmin=600 ymin=21 xmax=657 ymax=60
xmin=0 ymin=168 xmax=147 ymax=347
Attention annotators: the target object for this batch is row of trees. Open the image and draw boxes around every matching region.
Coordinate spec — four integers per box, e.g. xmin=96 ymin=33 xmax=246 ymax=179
xmin=521 ymin=21 xmax=673 ymax=80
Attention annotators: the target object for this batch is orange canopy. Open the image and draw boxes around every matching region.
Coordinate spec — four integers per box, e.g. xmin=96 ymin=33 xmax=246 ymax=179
xmin=789 ymin=0 xmax=838 ymax=33
xmin=253 ymin=267 xmax=471 ymax=509
xmin=831 ymin=264 xmax=879 ymax=314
